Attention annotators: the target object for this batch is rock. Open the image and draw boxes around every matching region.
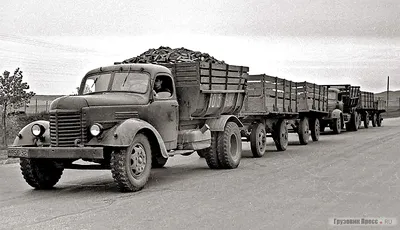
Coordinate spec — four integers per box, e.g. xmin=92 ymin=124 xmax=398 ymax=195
xmin=119 ymin=46 xmax=225 ymax=64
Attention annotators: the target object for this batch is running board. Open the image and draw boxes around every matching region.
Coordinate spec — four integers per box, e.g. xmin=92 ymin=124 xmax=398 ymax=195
xmin=168 ymin=150 xmax=195 ymax=156
xmin=64 ymin=164 xmax=109 ymax=170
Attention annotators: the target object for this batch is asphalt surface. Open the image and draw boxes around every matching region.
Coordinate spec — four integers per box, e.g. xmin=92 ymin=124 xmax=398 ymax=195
xmin=1 ymin=118 xmax=400 ymax=230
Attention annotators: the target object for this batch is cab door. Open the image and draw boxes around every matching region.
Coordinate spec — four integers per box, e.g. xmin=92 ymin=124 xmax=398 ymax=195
xmin=146 ymin=74 xmax=178 ymax=150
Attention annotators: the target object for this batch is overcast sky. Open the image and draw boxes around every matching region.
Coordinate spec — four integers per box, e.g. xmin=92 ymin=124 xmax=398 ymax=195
xmin=0 ymin=0 xmax=399 ymax=94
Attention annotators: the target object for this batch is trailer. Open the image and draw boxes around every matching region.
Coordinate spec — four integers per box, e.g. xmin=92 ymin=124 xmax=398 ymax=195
xmin=320 ymin=84 xmax=360 ymax=134
xmin=291 ymin=82 xmax=329 ymax=144
xmin=357 ymin=91 xmax=386 ymax=128
xmin=239 ymin=74 xmax=298 ymax=157
xmin=8 ymin=62 xmax=250 ymax=192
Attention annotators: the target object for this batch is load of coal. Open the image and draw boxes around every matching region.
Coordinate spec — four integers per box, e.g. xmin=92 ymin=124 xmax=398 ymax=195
xmin=118 ymin=46 xmax=225 ymax=64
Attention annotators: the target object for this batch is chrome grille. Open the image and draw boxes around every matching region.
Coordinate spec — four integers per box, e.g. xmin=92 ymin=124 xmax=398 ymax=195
xmin=50 ymin=111 xmax=86 ymax=146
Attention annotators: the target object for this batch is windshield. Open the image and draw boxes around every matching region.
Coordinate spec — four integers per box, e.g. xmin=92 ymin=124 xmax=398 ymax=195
xmin=82 ymin=72 xmax=149 ymax=94
xmin=112 ymin=72 xmax=149 ymax=93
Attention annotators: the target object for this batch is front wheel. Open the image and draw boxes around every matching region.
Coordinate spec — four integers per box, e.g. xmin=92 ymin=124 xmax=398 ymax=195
xmin=110 ymin=134 xmax=152 ymax=192
xmin=20 ymin=159 xmax=64 ymax=190
xmin=332 ymin=118 xmax=341 ymax=134
xmin=217 ymin=122 xmax=242 ymax=169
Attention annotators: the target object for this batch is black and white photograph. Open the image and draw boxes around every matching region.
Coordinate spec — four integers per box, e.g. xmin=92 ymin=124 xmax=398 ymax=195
xmin=0 ymin=0 xmax=399 ymax=229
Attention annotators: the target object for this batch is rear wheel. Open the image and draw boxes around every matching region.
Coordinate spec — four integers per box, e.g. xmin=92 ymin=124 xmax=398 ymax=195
xmin=363 ymin=112 xmax=369 ymax=128
xmin=357 ymin=113 xmax=362 ymax=129
xmin=297 ymin=117 xmax=310 ymax=145
xmin=202 ymin=132 xmax=220 ymax=169
xmin=20 ymin=159 xmax=64 ymax=189
xmin=273 ymin=119 xmax=288 ymax=151
xmin=332 ymin=118 xmax=341 ymax=134
xmin=372 ymin=113 xmax=377 ymax=127
xmin=217 ymin=122 xmax=242 ymax=169
xmin=110 ymin=134 xmax=152 ymax=192
xmin=310 ymin=118 xmax=320 ymax=141
xmin=250 ymin=122 xmax=267 ymax=158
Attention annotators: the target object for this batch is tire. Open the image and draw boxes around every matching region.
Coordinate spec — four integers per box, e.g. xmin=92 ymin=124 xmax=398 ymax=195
xmin=357 ymin=112 xmax=362 ymax=129
xmin=363 ymin=112 xmax=369 ymax=128
xmin=250 ymin=122 xmax=267 ymax=158
xmin=203 ymin=132 xmax=220 ymax=169
xmin=377 ymin=113 xmax=382 ymax=127
xmin=310 ymin=118 xmax=320 ymax=141
xmin=297 ymin=117 xmax=310 ymax=145
xmin=20 ymin=158 xmax=64 ymax=190
xmin=217 ymin=122 xmax=242 ymax=169
xmin=372 ymin=113 xmax=377 ymax=127
xmin=353 ymin=112 xmax=359 ymax=131
xmin=110 ymin=134 xmax=152 ymax=192
xmin=273 ymin=119 xmax=288 ymax=151
xmin=152 ymin=155 xmax=168 ymax=168
xmin=320 ymin=123 xmax=326 ymax=133
xmin=332 ymin=118 xmax=341 ymax=134
xmin=196 ymin=150 xmax=205 ymax=158
xmin=346 ymin=112 xmax=358 ymax=131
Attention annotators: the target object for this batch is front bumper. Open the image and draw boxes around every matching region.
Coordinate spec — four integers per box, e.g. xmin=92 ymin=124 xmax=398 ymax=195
xmin=7 ymin=147 xmax=104 ymax=159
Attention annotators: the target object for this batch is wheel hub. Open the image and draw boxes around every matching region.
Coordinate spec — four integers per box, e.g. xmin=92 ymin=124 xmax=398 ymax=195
xmin=130 ymin=144 xmax=147 ymax=176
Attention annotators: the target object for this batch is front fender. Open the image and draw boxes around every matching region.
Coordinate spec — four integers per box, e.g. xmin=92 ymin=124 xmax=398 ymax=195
xmin=206 ymin=115 xmax=243 ymax=132
xmin=12 ymin=120 xmax=50 ymax=146
xmin=87 ymin=118 xmax=168 ymax=158
xmin=331 ymin=109 xmax=342 ymax=119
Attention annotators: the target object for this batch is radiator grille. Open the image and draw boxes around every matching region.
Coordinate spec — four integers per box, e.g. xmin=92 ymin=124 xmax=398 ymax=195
xmin=50 ymin=111 xmax=86 ymax=146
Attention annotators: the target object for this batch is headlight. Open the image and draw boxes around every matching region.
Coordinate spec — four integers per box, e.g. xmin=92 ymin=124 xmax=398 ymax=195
xmin=31 ymin=124 xmax=45 ymax=137
xmin=90 ymin=124 xmax=103 ymax=137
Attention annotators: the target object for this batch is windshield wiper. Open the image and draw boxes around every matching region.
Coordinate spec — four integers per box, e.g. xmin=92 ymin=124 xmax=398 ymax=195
xmin=122 ymin=67 xmax=132 ymax=87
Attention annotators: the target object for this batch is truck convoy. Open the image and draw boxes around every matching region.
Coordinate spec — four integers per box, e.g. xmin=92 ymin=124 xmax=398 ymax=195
xmin=7 ymin=47 xmax=387 ymax=192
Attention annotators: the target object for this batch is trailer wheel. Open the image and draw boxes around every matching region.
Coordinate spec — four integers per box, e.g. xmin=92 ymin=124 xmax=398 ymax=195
xmin=20 ymin=159 xmax=64 ymax=190
xmin=110 ymin=134 xmax=152 ymax=192
xmin=363 ymin=112 xmax=369 ymax=128
xmin=273 ymin=119 xmax=288 ymax=151
xmin=357 ymin=113 xmax=362 ymax=129
xmin=202 ymin=132 xmax=220 ymax=169
xmin=217 ymin=122 xmax=242 ymax=169
xmin=377 ymin=113 xmax=382 ymax=127
xmin=332 ymin=118 xmax=341 ymax=134
xmin=250 ymin=122 xmax=267 ymax=158
xmin=297 ymin=117 xmax=310 ymax=145
xmin=320 ymin=123 xmax=326 ymax=133
xmin=310 ymin=118 xmax=320 ymax=141
xmin=372 ymin=113 xmax=377 ymax=127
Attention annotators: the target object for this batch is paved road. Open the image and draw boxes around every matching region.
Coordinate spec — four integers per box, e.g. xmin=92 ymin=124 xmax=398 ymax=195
xmin=1 ymin=118 xmax=400 ymax=230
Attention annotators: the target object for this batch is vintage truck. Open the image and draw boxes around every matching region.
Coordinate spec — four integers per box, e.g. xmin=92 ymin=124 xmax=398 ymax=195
xmin=320 ymin=85 xmax=360 ymax=134
xmin=356 ymin=91 xmax=386 ymax=128
xmin=7 ymin=62 xmax=249 ymax=192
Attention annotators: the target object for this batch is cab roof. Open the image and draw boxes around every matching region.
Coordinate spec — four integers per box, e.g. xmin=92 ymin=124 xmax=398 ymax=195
xmin=85 ymin=63 xmax=172 ymax=77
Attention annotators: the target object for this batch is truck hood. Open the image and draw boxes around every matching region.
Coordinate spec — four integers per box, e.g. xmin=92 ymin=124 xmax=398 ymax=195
xmin=50 ymin=93 xmax=148 ymax=110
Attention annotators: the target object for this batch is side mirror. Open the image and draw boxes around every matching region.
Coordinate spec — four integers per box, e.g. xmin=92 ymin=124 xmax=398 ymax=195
xmin=149 ymin=90 xmax=157 ymax=103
